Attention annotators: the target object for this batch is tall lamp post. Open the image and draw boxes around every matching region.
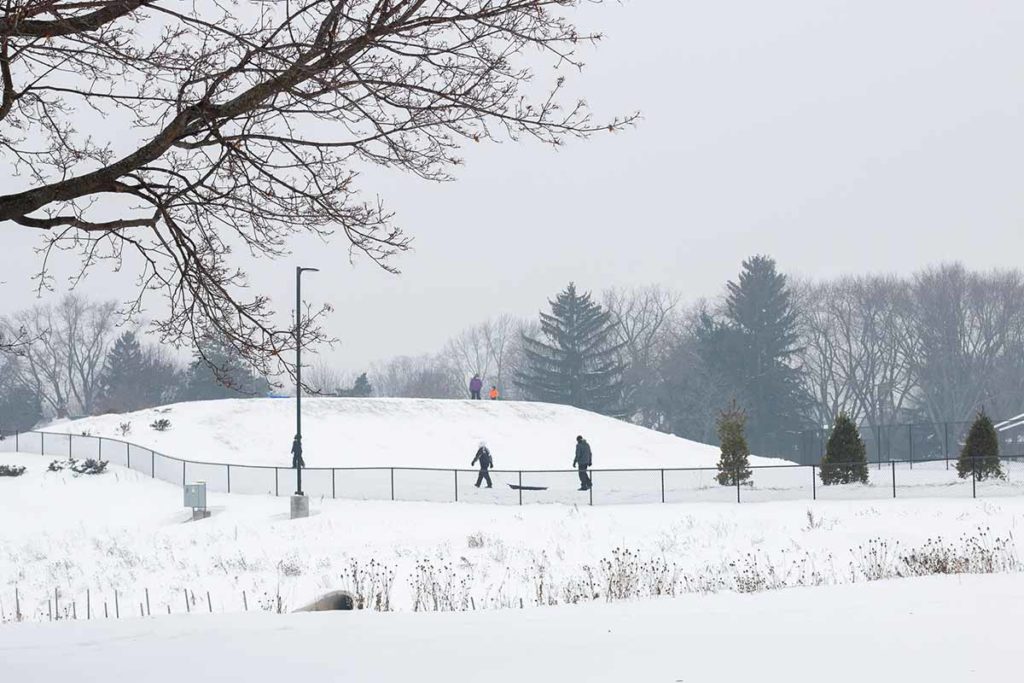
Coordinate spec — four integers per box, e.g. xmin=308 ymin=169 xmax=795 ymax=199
xmin=291 ymin=265 xmax=318 ymax=517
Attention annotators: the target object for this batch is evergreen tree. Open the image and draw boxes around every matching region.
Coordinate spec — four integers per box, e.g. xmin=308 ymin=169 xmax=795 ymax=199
xmin=956 ymin=412 xmax=1002 ymax=480
xmin=182 ymin=333 xmax=271 ymax=400
xmin=98 ymin=331 xmax=148 ymax=412
xmin=820 ymin=414 xmax=869 ymax=485
xmin=0 ymin=359 xmax=42 ymax=433
xmin=515 ymin=283 xmax=626 ymax=416
xmin=715 ymin=400 xmax=752 ymax=486
xmin=697 ymin=256 xmax=807 ymax=452
xmin=349 ymin=372 xmax=373 ymax=397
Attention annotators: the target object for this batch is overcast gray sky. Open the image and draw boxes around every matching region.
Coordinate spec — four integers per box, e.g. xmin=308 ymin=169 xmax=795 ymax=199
xmin=3 ymin=0 xmax=1023 ymax=372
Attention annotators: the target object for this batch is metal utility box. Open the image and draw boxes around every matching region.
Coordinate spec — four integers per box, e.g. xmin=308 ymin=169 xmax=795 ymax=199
xmin=185 ymin=482 xmax=209 ymax=519
xmin=184 ymin=481 xmax=207 ymax=508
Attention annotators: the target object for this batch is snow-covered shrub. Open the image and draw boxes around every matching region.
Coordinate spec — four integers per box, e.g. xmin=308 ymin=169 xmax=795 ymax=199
xmin=47 ymin=457 xmax=108 ymax=475
xmin=150 ymin=418 xmax=171 ymax=432
xmin=117 ymin=422 xmax=132 ymax=436
xmin=851 ymin=529 xmax=1017 ymax=581
xmin=0 ymin=464 xmax=26 ymax=477
xmin=466 ymin=532 xmax=485 ymax=549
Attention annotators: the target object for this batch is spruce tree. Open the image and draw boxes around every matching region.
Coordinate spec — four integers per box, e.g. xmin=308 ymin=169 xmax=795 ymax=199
xmin=182 ymin=333 xmax=271 ymax=400
xmin=98 ymin=331 xmax=148 ymax=412
xmin=350 ymin=372 xmax=373 ymax=397
xmin=697 ymin=256 xmax=807 ymax=452
xmin=820 ymin=414 xmax=869 ymax=485
xmin=956 ymin=412 xmax=1002 ymax=481
xmin=515 ymin=283 xmax=626 ymax=416
xmin=715 ymin=400 xmax=752 ymax=486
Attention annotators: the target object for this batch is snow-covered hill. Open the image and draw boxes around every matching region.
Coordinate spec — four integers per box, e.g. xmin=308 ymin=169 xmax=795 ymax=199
xmin=52 ymin=398 xmax=772 ymax=470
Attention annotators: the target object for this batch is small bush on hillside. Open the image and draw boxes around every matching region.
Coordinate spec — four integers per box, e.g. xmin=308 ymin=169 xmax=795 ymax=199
xmin=0 ymin=464 xmax=26 ymax=477
xmin=715 ymin=400 xmax=752 ymax=486
xmin=150 ymin=418 xmax=171 ymax=432
xmin=117 ymin=422 xmax=132 ymax=436
xmin=47 ymin=457 xmax=108 ymax=475
xmin=956 ymin=412 xmax=1003 ymax=481
xmin=820 ymin=414 xmax=869 ymax=485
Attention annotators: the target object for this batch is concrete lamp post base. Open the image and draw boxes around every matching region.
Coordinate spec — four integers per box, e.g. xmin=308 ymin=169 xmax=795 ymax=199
xmin=290 ymin=494 xmax=310 ymax=520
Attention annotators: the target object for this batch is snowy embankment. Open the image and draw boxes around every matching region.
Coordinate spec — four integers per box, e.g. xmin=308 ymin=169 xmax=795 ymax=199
xmin=2 ymin=575 xmax=1022 ymax=682
xmin=49 ymin=397 xmax=770 ymax=470
xmin=1 ymin=453 xmax=1021 ymax=624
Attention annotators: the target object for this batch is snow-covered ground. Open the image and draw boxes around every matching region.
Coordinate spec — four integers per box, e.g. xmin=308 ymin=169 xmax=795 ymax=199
xmin=1 ymin=453 xmax=1021 ymax=625
xmin=46 ymin=397 xmax=761 ymax=469
xmin=2 ymin=575 xmax=1021 ymax=682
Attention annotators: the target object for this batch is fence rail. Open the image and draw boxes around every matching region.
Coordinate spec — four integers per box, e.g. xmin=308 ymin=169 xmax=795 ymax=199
xmin=3 ymin=430 xmax=1024 ymax=505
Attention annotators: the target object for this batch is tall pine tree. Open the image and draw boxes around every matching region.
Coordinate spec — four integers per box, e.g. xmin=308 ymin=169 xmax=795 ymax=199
xmin=697 ymin=256 xmax=806 ymax=452
xmin=182 ymin=333 xmax=271 ymax=400
xmin=98 ymin=331 xmax=148 ymax=413
xmin=515 ymin=283 xmax=626 ymax=416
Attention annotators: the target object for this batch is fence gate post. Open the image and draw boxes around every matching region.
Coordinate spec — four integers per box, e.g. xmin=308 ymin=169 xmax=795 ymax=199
xmin=891 ymin=460 xmax=896 ymax=499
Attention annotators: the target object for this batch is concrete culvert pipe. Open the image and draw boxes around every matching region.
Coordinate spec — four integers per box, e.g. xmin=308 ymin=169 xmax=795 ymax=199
xmin=295 ymin=591 xmax=356 ymax=612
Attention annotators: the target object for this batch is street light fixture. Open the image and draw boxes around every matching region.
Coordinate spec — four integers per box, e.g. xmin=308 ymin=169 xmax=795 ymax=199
xmin=292 ymin=266 xmax=319 ymax=515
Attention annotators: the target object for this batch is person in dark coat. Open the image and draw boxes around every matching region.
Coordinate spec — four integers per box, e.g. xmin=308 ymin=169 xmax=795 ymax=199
xmin=469 ymin=374 xmax=483 ymax=400
xmin=291 ymin=434 xmax=305 ymax=469
xmin=472 ymin=442 xmax=493 ymax=488
xmin=573 ymin=435 xmax=592 ymax=491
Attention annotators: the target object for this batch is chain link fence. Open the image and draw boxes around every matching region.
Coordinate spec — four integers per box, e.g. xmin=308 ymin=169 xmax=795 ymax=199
xmin=3 ymin=429 xmax=1024 ymax=505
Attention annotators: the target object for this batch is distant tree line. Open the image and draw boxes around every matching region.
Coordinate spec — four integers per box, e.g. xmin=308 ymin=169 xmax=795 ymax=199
xmin=0 ymin=295 xmax=277 ymax=431
xmin=6 ymin=260 xmax=1024 ymax=456
xmin=367 ymin=259 xmax=1024 ymax=454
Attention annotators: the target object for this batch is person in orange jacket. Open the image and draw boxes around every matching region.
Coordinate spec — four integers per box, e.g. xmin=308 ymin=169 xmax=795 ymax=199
xmin=489 ymin=386 xmax=499 ymax=400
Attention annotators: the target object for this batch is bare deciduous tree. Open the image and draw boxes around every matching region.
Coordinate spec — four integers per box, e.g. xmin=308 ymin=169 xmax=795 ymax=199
xmin=443 ymin=314 xmax=520 ymax=394
xmin=3 ymin=294 xmax=117 ymax=416
xmin=604 ymin=286 xmax=679 ymax=426
xmin=0 ymin=1 xmax=634 ymax=378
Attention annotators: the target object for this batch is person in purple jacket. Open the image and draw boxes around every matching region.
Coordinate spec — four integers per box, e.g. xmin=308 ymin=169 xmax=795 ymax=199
xmin=469 ymin=374 xmax=483 ymax=400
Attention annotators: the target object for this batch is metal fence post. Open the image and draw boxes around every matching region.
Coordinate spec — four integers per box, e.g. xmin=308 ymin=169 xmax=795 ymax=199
xmin=891 ymin=460 xmax=896 ymax=499
xmin=454 ymin=470 xmax=458 ymax=502
xmin=660 ymin=469 xmax=665 ymax=503
xmin=390 ymin=468 xmax=395 ymax=501
xmin=15 ymin=431 xmax=18 ymax=451
xmin=68 ymin=434 xmax=72 ymax=458
xmin=151 ymin=451 xmax=155 ymax=478
xmin=182 ymin=460 xmax=185 ymax=486
xmin=735 ymin=467 xmax=741 ymax=503
xmin=944 ymin=421 xmax=950 ymax=470
xmin=518 ymin=471 xmax=522 ymax=506
xmin=331 ymin=469 xmax=336 ymax=499
xmin=98 ymin=436 xmax=102 ymax=460
xmin=127 ymin=442 xmax=131 ymax=469
xmin=972 ymin=456 xmax=977 ymax=499
xmin=41 ymin=432 xmax=44 ymax=455
xmin=811 ymin=465 xmax=816 ymax=501
xmin=227 ymin=464 xmax=231 ymax=493
xmin=589 ymin=474 xmax=593 ymax=506
xmin=275 ymin=467 xmax=279 ymax=496
xmin=908 ymin=426 xmax=913 ymax=470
